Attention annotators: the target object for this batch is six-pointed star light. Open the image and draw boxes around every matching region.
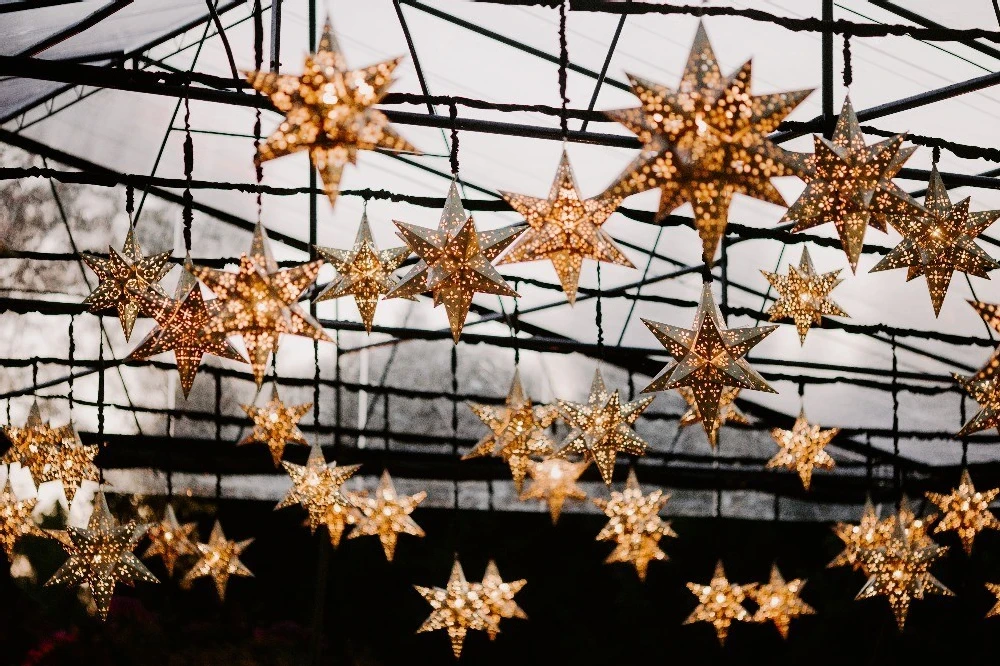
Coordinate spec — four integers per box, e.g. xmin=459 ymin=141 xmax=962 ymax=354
xmin=677 ymin=386 xmax=749 ymax=448
xmin=239 ymin=387 xmax=312 ymax=466
xmin=276 ymin=445 xmax=360 ymax=536
xmin=181 ymin=520 xmax=254 ymax=601
xmin=520 ymin=457 xmax=590 ymax=524
xmin=348 ymin=470 xmax=426 ymax=561
xmin=766 ymin=410 xmax=839 ymax=490
xmin=829 ymin=499 xmax=894 ymax=573
xmin=245 ymin=17 xmax=418 ymax=207
xmin=415 ymin=559 xmax=494 ymax=658
xmin=0 ymin=479 xmax=45 ymax=561
xmin=684 ymin=561 xmax=756 ymax=644
xmin=762 ymin=247 xmax=848 ymax=344
xmin=751 ymin=564 xmax=815 ymax=638
xmin=605 ymin=22 xmax=811 ymax=263
xmin=480 ymin=560 xmax=528 ymax=640
xmin=871 ymin=166 xmax=1000 ymax=316
xmin=497 ymin=150 xmax=633 ymax=303
xmin=142 ymin=503 xmax=198 ymax=577
xmin=925 ymin=469 xmax=1000 ymax=554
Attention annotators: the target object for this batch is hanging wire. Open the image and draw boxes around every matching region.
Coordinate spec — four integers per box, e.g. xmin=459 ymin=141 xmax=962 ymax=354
xmin=842 ymin=33 xmax=853 ymax=88
xmin=165 ymin=410 xmax=174 ymax=500
xmin=595 ymin=263 xmax=604 ymax=359
xmin=558 ymin=0 xmax=569 ymax=140
xmin=451 ymin=345 xmax=460 ymax=514
xmin=97 ymin=333 xmax=105 ymax=484
xmin=890 ymin=335 xmax=901 ymax=501
xmin=960 ymin=394 xmax=969 ymax=469
xmin=182 ymin=96 xmax=194 ymax=252
xmin=253 ymin=0 xmax=264 ymax=220
xmin=214 ymin=371 xmax=223 ymax=502
xmin=448 ymin=102 xmax=460 ymax=177
xmin=512 ymin=279 xmax=521 ymax=366
xmin=67 ymin=315 xmax=75 ymax=415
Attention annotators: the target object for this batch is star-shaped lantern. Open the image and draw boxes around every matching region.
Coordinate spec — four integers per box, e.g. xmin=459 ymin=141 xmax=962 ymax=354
xmin=239 ymin=387 xmax=311 ymax=466
xmin=0 ymin=480 xmax=45 ymax=561
xmin=677 ymin=386 xmax=749 ymax=448
xmin=25 ymin=427 xmax=99 ymax=504
xmin=319 ymin=492 xmax=366 ymax=547
xmin=829 ymin=499 xmax=894 ymax=572
xmin=129 ymin=257 xmax=247 ymax=397
xmin=955 ymin=372 xmax=1000 ymax=436
xmin=2 ymin=400 xmax=72 ymax=468
xmin=480 ymin=560 xmax=528 ymax=640
xmin=871 ymin=166 xmax=1000 ymax=315
xmin=387 ymin=182 xmax=524 ymax=342
xmin=554 ymin=369 xmax=653 ymax=485
xmin=82 ymin=228 xmax=171 ymax=341
xmin=642 ymin=285 xmax=777 ymax=437
xmin=181 ymin=521 xmax=253 ymax=601
xmin=593 ymin=469 xmax=677 ymax=580
xmin=751 ymin=564 xmax=816 ymax=638
xmin=762 ymin=247 xmax=848 ymax=344
xmin=46 ymin=490 xmax=158 ymax=620
xmin=519 ymin=457 xmax=589 ymax=524
xmin=463 ymin=370 xmax=559 ymax=492
xmin=315 ymin=211 xmax=412 ymax=332
xmin=415 ymin=559 xmax=494 ymax=658
xmin=276 ymin=445 xmax=360 ymax=537
xmin=349 ymin=470 xmax=426 ymax=561
xmin=766 ymin=411 xmax=839 ymax=490
xmin=189 ymin=222 xmax=329 ymax=387
xmin=925 ymin=469 xmax=1000 ymax=554
xmin=684 ymin=561 xmax=756 ymax=644
xmin=605 ymin=23 xmax=811 ymax=263
xmin=783 ymin=97 xmax=918 ymax=272
xmin=142 ymin=503 xmax=197 ymax=577
xmin=497 ymin=150 xmax=632 ymax=303
xmin=964 ymin=300 xmax=1000 ymax=384
xmin=245 ymin=17 xmax=418 ymax=207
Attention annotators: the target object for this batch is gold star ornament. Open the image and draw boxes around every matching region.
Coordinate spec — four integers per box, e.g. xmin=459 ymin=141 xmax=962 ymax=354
xmin=871 ymin=166 xmax=1000 ymax=315
xmin=762 ymin=247 xmax=848 ymax=344
xmin=319 ymin=493 xmax=366 ymax=547
xmin=46 ymin=490 xmax=158 ymax=620
xmin=480 ymin=560 xmax=527 ymax=640
xmin=925 ymin=469 xmax=1000 ymax=554
xmin=239 ymin=387 xmax=311 ymax=466
xmin=349 ymin=470 xmax=425 ymax=561
xmin=955 ymin=373 xmax=1000 ymax=436
xmin=0 ymin=479 xmax=45 ymax=561
xmin=276 ymin=445 xmax=360 ymax=537
xmin=181 ymin=520 xmax=253 ymax=601
xmin=766 ymin=411 xmax=838 ymax=490
xmin=643 ymin=285 xmax=777 ymax=440
xmin=463 ymin=370 xmax=559 ymax=492
xmin=2 ymin=399 xmax=71 ymax=466
xmin=751 ymin=564 xmax=815 ymax=638
xmin=81 ymin=228 xmax=171 ymax=341
xmin=142 ymin=503 xmax=197 ymax=577
xmin=555 ymin=369 xmax=653 ymax=485
xmin=246 ymin=17 xmax=418 ymax=207
xmin=829 ymin=499 xmax=893 ymax=572
xmin=519 ymin=457 xmax=589 ymax=524
xmin=783 ymin=97 xmax=918 ymax=272
xmin=415 ymin=559 xmax=493 ymax=658
xmin=189 ymin=222 xmax=329 ymax=387
xmin=498 ymin=150 xmax=632 ymax=303
xmin=678 ymin=386 xmax=748 ymax=448
xmin=685 ymin=561 xmax=756 ymax=644
xmin=605 ymin=22 xmax=811 ymax=263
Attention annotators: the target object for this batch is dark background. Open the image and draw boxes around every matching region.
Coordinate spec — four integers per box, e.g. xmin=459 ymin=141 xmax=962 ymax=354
xmin=4 ymin=498 xmax=1000 ymax=665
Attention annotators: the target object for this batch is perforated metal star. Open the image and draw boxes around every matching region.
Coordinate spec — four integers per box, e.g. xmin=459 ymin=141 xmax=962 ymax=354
xmin=129 ymin=256 xmax=247 ymax=397
xmin=593 ymin=469 xmax=676 ymax=580
xmin=751 ymin=564 xmax=815 ymax=638
xmin=986 ymin=582 xmax=1000 ymax=618
xmin=519 ymin=457 xmax=589 ymax=524
xmin=480 ymin=560 xmax=527 ymax=640
xmin=2 ymin=400 xmax=72 ymax=466
xmin=955 ymin=372 xmax=1000 ymax=436
xmin=82 ymin=228 xmax=171 ymax=341
xmin=497 ymin=150 xmax=632 ymax=303
xmin=0 ymin=479 xmax=45 ymax=561
xmin=349 ymin=470 xmax=425 ymax=561
xmin=276 ymin=445 xmax=360 ymax=537
xmin=142 ymin=503 xmax=197 ymax=577
xmin=245 ymin=17 xmax=418 ymax=207
xmin=23 ymin=426 xmax=99 ymax=504
xmin=684 ymin=561 xmax=756 ymax=644
xmin=871 ymin=166 xmax=1000 ymax=315
xmin=319 ymin=491 xmax=366 ymax=547
xmin=766 ymin=411 xmax=839 ymax=490
xmin=315 ymin=211 xmax=412 ymax=332
xmin=678 ymin=386 xmax=748 ymax=448
xmin=181 ymin=520 xmax=253 ymax=601
xmin=829 ymin=499 xmax=894 ymax=572
xmin=605 ymin=22 xmax=811 ymax=264
xmin=239 ymin=387 xmax=311 ymax=467
xmin=643 ymin=285 xmax=776 ymax=435
xmin=388 ymin=182 xmax=525 ymax=342
xmin=925 ymin=469 xmax=1000 ymax=554
xmin=554 ymin=369 xmax=653 ymax=485
xmin=856 ymin=519 xmax=952 ymax=630
xmin=463 ymin=370 xmax=560 ymax=492
xmin=783 ymin=97 xmax=918 ymax=272
xmin=415 ymin=559 xmax=494 ymax=658
xmin=762 ymin=247 xmax=848 ymax=344
xmin=189 ymin=222 xmax=329 ymax=387
xmin=46 ymin=490 xmax=157 ymax=620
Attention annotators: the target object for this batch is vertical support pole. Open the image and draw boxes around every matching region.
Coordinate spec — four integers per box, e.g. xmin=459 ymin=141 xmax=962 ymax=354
xmin=822 ymin=0 xmax=835 ymax=138
xmin=269 ymin=0 xmax=282 ymax=73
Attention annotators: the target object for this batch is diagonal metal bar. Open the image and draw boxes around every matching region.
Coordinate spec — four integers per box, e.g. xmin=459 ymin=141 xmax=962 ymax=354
xmin=15 ymin=0 xmax=133 ymax=57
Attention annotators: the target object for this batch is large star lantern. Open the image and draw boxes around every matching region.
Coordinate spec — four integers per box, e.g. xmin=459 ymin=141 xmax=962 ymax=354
xmin=871 ymin=166 xmax=1000 ymax=315
xmin=751 ymin=564 xmax=815 ymax=638
xmin=2 ymin=400 xmax=71 ymax=467
xmin=642 ymin=285 xmax=776 ymax=436
xmin=684 ymin=561 xmax=756 ymax=644
xmin=26 ymin=427 xmax=98 ymax=504
xmin=415 ymin=559 xmax=494 ymax=658
xmin=497 ymin=150 xmax=632 ymax=303
xmin=463 ymin=370 xmax=559 ymax=492
xmin=555 ymin=369 xmax=653 ymax=485
xmin=245 ymin=17 xmax=418 ymax=207
xmin=762 ymin=247 xmax=848 ymax=344
xmin=0 ymin=480 xmax=45 ymax=561
xmin=349 ymin=470 xmax=426 ymax=561
xmin=766 ymin=411 xmax=839 ymax=490
xmin=925 ymin=469 xmax=1000 ymax=554
xmin=315 ymin=211 xmax=412 ymax=332
xmin=480 ymin=560 xmax=528 ymax=640
xmin=955 ymin=372 xmax=1000 ymax=436
xmin=605 ymin=22 xmax=811 ymax=263
xmin=142 ymin=503 xmax=197 ymax=577
xmin=677 ymin=386 xmax=748 ymax=448
xmin=519 ymin=457 xmax=589 ymax=524
xmin=189 ymin=222 xmax=329 ymax=387
xmin=783 ymin=97 xmax=918 ymax=272
xmin=46 ymin=490 xmax=158 ymax=620
xmin=82 ymin=228 xmax=171 ymax=341
xmin=276 ymin=445 xmax=360 ymax=537
xmin=388 ymin=182 xmax=524 ymax=342
xmin=181 ymin=521 xmax=253 ymax=601
xmin=239 ymin=387 xmax=311 ymax=466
